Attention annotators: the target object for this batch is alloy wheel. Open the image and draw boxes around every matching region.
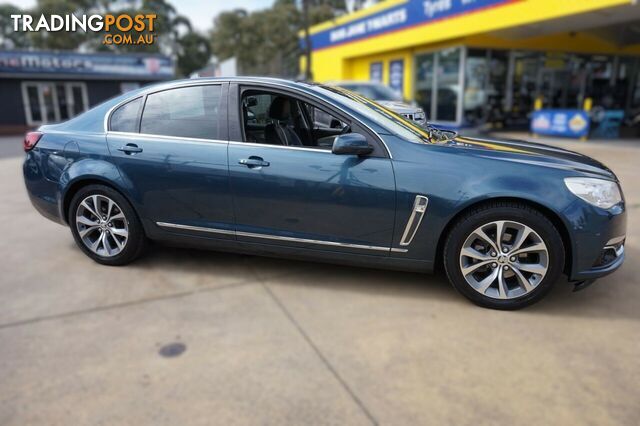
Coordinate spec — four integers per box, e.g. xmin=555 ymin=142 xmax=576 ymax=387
xmin=459 ymin=220 xmax=549 ymax=299
xmin=75 ymin=194 xmax=129 ymax=257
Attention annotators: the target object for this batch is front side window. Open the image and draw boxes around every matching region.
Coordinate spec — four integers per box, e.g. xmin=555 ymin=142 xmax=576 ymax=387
xmin=110 ymin=97 xmax=142 ymax=133
xmin=315 ymin=85 xmax=433 ymax=144
xmin=240 ymin=89 xmax=348 ymax=149
xmin=140 ymin=85 xmax=221 ymax=139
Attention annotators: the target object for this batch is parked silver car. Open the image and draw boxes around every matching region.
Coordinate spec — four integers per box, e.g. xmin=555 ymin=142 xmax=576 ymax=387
xmin=332 ymin=81 xmax=427 ymax=126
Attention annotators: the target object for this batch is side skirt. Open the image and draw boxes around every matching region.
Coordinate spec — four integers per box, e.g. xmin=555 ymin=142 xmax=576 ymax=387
xmin=148 ymin=231 xmax=433 ymax=273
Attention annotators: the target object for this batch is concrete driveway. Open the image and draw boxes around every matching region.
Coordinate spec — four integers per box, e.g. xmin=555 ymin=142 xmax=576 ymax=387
xmin=1 ymin=138 xmax=639 ymax=425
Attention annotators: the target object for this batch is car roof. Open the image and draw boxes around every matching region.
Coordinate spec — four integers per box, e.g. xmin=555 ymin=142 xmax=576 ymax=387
xmin=123 ymin=76 xmax=324 ymax=101
xmin=330 ymin=81 xmax=386 ymax=87
xmin=149 ymin=76 xmax=311 ymax=89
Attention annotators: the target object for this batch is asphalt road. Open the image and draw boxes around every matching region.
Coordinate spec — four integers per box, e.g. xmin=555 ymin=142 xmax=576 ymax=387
xmin=0 ymin=136 xmax=23 ymax=159
xmin=1 ymin=136 xmax=639 ymax=425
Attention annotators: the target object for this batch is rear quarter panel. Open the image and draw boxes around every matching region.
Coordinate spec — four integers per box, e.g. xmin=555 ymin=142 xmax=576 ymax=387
xmin=24 ymin=130 xmax=132 ymax=224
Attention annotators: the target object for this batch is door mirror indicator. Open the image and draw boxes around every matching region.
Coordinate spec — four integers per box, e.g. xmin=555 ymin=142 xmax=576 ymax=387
xmin=331 ymin=133 xmax=373 ymax=156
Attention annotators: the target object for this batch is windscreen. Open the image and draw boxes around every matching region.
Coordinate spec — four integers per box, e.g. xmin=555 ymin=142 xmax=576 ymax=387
xmin=314 ymin=85 xmax=438 ymax=144
xmin=339 ymin=83 xmax=403 ymax=102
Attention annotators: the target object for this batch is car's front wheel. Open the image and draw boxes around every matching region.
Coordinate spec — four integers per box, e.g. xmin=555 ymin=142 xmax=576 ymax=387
xmin=444 ymin=201 xmax=564 ymax=310
xmin=68 ymin=184 xmax=146 ymax=266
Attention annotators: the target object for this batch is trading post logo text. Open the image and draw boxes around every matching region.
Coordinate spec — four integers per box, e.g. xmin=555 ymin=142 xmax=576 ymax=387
xmin=11 ymin=14 xmax=157 ymax=46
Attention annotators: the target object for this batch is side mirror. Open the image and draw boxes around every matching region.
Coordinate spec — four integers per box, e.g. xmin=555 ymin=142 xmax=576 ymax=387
xmin=331 ymin=133 xmax=373 ymax=156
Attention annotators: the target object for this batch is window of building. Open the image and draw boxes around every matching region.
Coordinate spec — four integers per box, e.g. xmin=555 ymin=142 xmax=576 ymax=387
xmin=415 ymin=52 xmax=434 ymax=122
xmin=436 ymin=48 xmax=461 ymax=122
xmin=21 ymin=81 xmax=88 ymax=126
xmin=414 ymin=47 xmax=463 ymax=124
xmin=464 ymin=49 xmax=508 ymax=127
xmin=140 ymin=85 xmax=221 ymax=140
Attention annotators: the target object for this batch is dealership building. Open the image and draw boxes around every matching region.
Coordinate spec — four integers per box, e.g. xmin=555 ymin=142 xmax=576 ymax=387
xmin=0 ymin=50 xmax=173 ymax=134
xmin=305 ymin=0 xmax=640 ymax=134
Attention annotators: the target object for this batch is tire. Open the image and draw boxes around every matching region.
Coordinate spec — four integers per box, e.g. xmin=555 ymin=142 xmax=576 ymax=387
xmin=68 ymin=184 xmax=146 ymax=266
xmin=443 ymin=201 xmax=564 ymax=310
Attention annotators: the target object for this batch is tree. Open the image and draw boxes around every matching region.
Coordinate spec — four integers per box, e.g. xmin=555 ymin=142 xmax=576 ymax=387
xmin=0 ymin=4 xmax=31 ymax=49
xmin=210 ymin=9 xmax=249 ymax=66
xmin=176 ymin=32 xmax=211 ymax=76
xmin=209 ymin=0 xmax=346 ymax=78
xmin=29 ymin=0 xmax=99 ymax=50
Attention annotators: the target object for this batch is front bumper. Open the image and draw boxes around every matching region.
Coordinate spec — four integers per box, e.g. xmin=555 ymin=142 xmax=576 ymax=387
xmin=564 ymin=201 xmax=627 ymax=281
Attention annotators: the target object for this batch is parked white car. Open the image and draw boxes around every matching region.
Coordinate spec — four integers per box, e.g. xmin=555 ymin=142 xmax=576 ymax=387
xmin=332 ymin=81 xmax=427 ymax=126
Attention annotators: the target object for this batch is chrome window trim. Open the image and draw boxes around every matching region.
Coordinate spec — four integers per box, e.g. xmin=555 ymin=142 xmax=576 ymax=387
xmin=156 ymin=221 xmax=408 ymax=253
xmin=228 ymin=140 xmax=333 ymax=154
xmin=107 ymin=131 xmax=335 ymax=154
xmin=103 ymin=81 xmax=225 ymax=134
xmin=103 ymin=78 xmax=393 ymax=159
xmin=107 ymin=131 xmax=228 ymax=145
xmin=399 ymin=195 xmax=429 ymax=246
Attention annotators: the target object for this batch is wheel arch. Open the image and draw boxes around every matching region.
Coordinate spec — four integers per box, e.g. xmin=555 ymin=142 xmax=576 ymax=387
xmin=61 ymin=177 xmax=139 ymax=226
xmin=435 ymin=197 xmax=572 ymax=274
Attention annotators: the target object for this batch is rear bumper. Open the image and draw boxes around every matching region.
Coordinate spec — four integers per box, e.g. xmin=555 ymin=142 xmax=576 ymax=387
xmin=23 ymin=155 xmax=65 ymax=225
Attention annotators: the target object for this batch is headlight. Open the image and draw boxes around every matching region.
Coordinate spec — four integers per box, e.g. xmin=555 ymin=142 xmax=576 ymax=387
xmin=564 ymin=177 xmax=622 ymax=209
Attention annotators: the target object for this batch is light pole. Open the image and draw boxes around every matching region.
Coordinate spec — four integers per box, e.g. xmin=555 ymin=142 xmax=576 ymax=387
xmin=302 ymin=0 xmax=313 ymax=81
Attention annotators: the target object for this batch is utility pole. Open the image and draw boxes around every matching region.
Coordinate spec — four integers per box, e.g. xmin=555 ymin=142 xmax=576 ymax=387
xmin=302 ymin=0 xmax=313 ymax=81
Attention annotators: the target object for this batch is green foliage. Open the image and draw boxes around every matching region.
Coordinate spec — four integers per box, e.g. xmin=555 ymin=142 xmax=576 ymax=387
xmin=176 ymin=32 xmax=211 ymax=76
xmin=210 ymin=0 xmax=346 ymax=77
xmin=28 ymin=0 xmax=98 ymax=50
xmin=0 ymin=4 xmax=31 ymax=49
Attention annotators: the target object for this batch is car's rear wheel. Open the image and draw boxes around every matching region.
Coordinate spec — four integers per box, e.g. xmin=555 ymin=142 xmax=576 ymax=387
xmin=444 ymin=201 xmax=564 ymax=310
xmin=68 ymin=184 xmax=146 ymax=266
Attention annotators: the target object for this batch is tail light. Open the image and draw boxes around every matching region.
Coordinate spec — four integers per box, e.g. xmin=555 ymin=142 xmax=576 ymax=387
xmin=23 ymin=131 xmax=43 ymax=152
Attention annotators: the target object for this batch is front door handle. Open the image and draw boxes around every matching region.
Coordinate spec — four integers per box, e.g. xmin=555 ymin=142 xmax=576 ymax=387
xmin=239 ymin=157 xmax=270 ymax=168
xmin=118 ymin=143 xmax=143 ymax=155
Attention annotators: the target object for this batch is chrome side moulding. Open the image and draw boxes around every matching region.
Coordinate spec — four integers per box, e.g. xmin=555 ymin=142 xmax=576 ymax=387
xmin=156 ymin=222 xmax=235 ymax=235
xmin=399 ymin=195 xmax=429 ymax=246
xmin=156 ymin=221 xmax=408 ymax=253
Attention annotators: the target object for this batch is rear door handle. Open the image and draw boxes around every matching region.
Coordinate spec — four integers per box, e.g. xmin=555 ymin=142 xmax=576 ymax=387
xmin=239 ymin=157 xmax=270 ymax=168
xmin=118 ymin=143 xmax=143 ymax=155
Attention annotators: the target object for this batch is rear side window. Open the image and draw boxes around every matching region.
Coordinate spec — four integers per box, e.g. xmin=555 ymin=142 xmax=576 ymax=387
xmin=140 ymin=85 xmax=221 ymax=139
xmin=110 ymin=97 xmax=142 ymax=133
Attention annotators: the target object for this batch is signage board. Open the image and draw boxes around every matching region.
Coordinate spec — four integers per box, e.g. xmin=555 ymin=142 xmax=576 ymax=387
xmin=531 ymin=109 xmax=590 ymax=138
xmin=305 ymin=0 xmax=516 ymax=50
xmin=0 ymin=50 xmax=174 ymax=80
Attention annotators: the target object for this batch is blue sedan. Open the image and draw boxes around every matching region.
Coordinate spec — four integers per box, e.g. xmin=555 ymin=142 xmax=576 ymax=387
xmin=23 ymin=78 xmax=626 ymax=309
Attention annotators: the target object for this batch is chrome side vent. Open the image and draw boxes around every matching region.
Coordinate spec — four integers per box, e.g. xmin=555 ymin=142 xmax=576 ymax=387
xmin=399 ymin=195 xmax=429 ymax=246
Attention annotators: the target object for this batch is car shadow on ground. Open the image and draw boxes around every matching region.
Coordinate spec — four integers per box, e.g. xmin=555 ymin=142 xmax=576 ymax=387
xmin=129 ymin=242 xmax=639 ymax=321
